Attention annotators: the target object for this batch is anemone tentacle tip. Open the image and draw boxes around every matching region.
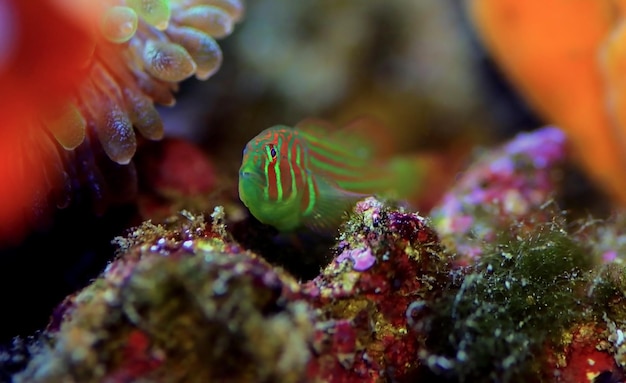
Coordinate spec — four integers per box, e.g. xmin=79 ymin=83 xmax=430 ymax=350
xmin=100 ymin=6 xmax=138 ymax=43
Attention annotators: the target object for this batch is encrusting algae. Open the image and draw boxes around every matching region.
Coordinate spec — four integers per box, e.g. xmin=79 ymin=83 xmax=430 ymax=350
xmin=13 ymin=209 xmax=314 ymax=383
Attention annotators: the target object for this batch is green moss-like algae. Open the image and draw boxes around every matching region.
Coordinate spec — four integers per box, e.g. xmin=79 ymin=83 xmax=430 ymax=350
xmin=418 ymin=220 xmax=594 ymax=382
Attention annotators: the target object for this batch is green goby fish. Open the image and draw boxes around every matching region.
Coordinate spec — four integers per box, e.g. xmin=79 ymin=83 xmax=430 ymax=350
xmin=238 ymin=118 xmax=424 ymax=232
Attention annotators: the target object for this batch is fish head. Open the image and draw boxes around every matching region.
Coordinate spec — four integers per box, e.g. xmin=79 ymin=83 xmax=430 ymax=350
xmin=238 ymin=126 xmax=295 ymax=202
xmin=238 ymin=126 xmax=307 ymax=230
xmin=238 ymin=137 xmax=267 ymax=207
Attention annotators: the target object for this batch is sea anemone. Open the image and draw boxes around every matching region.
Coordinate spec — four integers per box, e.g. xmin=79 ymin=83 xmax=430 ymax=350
xmin=0 ymin=0 xmax=243 ymax=243
xmin=67 ymin=0 xmax=244 ymax=164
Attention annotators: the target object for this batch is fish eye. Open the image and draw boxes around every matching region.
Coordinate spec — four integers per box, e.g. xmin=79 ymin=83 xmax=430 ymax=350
xmin=270 ymin=146 xmax=277 ymax=158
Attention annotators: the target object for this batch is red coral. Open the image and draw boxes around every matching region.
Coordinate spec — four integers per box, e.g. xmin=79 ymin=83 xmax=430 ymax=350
xmin=136 ymin=138 xmax=220 ymax=221
xmin=104 ymin=330 xmax=164 ymax=382
xmin=307 ymin=319 xmax=383 ymax=383
xmin=139 ymin=138 xmax=217 ymax=196
xmin=544 ymin=325 xmax=620 ymax=382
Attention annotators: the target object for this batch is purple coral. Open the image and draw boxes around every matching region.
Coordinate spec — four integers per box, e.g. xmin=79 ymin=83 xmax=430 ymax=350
xmin=336 ymin=247 xmax=376 ymax=271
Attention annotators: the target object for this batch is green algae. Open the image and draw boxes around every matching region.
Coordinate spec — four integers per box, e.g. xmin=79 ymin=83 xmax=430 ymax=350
xmin=589 ymin=262 xmax=626 ymax=368
xmin=589 ymin=263 xmax=626 ymax=317
xmin=418 ymin=220 xmax=595 ymax=382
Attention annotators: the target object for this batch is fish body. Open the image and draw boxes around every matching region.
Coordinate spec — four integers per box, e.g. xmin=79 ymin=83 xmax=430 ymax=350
xmin=238 ymin=118 xmax=422 ymax=232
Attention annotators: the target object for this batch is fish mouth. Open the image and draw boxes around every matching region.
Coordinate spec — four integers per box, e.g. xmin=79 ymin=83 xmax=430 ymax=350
xmin=239 ymin=168 xmax=264 ymax=186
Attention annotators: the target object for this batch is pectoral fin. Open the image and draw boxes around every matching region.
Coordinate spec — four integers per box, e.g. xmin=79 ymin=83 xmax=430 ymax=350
xmin=302 ymin=175 xmax=366 ymax=233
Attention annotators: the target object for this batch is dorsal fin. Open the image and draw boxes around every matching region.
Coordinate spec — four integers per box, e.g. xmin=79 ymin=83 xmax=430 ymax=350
xmin=295 ymin=117 xmax=337 ymax=136
xmin=334 ymin=115 xmax=395 ymax=159
xmin=296 ymin=116 xmax=395 ymax=161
